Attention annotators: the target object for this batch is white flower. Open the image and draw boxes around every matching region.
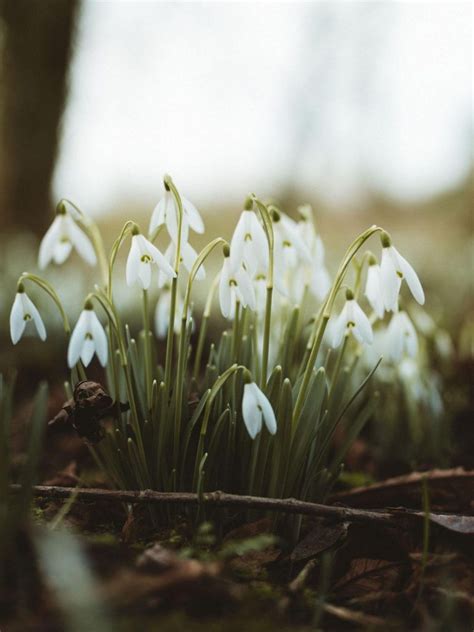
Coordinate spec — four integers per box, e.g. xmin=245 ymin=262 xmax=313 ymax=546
xmin=38 ymin=209 xmax=96 ymax=269
xmin=385 ymin=311 xmax=418 ymax=362
xmin=158 ymin=240 xmax=205 ymax=288
xmin=219 ymin=256 xmax=256 ymax=319
xmin=330 ymin=295 xmax=373 ymax=348
xmin=380 ymin=239 xmax=424 ymax=311
xmin=310 ymin=235 xmax=331 ymax=301
xmin=273 ymin=212 xmax=312 ymax=269
xmin=242 ymin=382 xmax=277 ymax=439
xmin=154 ymin=286 xmax=187 ymax=338
xmin=67 ymin=306 xmax=108 ymax=367
xmin=10 ymin=289 xmax=46 ymax=344
xmin=126 ymin=233 xmax=176 ymax=290
xmin=149 ymin=187 xmax=204 ymax=243
xmin=364 ymin=259 xmax=385 ymax=319
xmin=229 ymin=210 xmax=268 ymax=275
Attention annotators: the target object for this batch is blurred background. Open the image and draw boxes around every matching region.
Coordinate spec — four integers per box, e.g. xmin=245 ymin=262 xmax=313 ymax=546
xmin=0 ymin=0 xmax=472 ymax=377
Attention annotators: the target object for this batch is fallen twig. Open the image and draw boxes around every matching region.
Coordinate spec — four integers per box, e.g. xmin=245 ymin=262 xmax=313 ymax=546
xmin=9 ymin=484 xmax=474 ymax=533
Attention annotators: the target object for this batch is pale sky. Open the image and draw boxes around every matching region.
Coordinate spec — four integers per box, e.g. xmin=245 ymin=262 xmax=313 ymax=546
xmin=53 ymin=1 xmax=473 ymax=216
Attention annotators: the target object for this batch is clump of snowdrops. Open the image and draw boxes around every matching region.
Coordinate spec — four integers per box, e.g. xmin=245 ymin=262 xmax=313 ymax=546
xmin=9 ymin=175 xmax=428 ymax=514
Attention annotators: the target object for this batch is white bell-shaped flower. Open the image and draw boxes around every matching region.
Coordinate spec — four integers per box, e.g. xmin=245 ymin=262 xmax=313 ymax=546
xmin=330 ymin=290 xmax=373 ymax=348
xmin=229 ymin=208 xmax=268 ymax=276
xmin=10 ymin=287 xmax=47 ymax=344
xmin=38 ymin=206 xmax=96 ymax=269
xmin=242 ymin=381 xmax=277 ymax=439
xmin=385 ymin=311 xmax=418 ymax=362
xmin=273 ymin=210 xmax=312 ymax=269
xmin=154 ymin=285 xmax=187 ymax=338
xmin=296 ymin=208 xmax=331 ymax=301
xmin=219 ymin=250 xmax=256 ymax=319
xmin=126 ymin=232 xmax=176 ymax=290
xmin=149 ymin=185 xmax=204 ymax=244
xmin=158 ymin=240 xmax=205 ymax=288
xmin=364 ymin=256 xmax=385 ymax=319
xmin=380 ymin=232 xmax=424 ymax=311
xmin=67 ymin=304 xmax=108 ymax=367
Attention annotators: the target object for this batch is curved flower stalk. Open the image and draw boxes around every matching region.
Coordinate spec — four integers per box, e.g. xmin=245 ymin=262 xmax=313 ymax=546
xmin=330 ymin=289 xmax=373 ymax=348
xmin=380 ymin=231 xmax=425 ymax=311
xmin=10 ymin=285 xmax=47 ymax=344
xmin=126 ymin=230 xmax=176 ymax=289
xmin=39 ymin=204 xmax=96 ymax=269
xmin=229 ymin=203 xmax=268 ymax=276
xmin=67 ymin=302 xmax=108 ymax=368
xmin=219 ymin=247 xmax=256 ymax=319
xmin=149 ymin=182 xmax=204 ymax=243
xmin=385 ymin=310 xmax=418 ymax=362
xmin=242 ymin=380 xmax=277 ymax=439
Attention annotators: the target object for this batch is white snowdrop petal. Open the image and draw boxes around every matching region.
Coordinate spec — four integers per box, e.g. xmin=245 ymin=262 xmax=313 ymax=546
xmin=145 ymin=239 xmax=177 ymax=279
xmin=67 ymin=310 xmax=88 ymax=367
xmin=137 ymin=261 xmax=151 ymax=289
xmin=236 ymin=268 xmax=256 ymax=310
xmin=229 ymin=214 xmax=247 ymax=273
xmin=149 ymin=198 xmax=166 ymax=235
xmin=352 ymin=301 xmax=373 ymax=344
xmin=90 ymin=312 xmax=108 ymax=366
xmin=24 ymin=294 xmax=47 ymax=341
xmin=38 ymin=216 xmax=62 ymax=269
xmin=53 ymin=240 xmax=73 ymax=265
xmin=66 ymin=216 xmax=97 ymax=265
xmin=395 ymin=248 xmax=425 ymax=305
xmin=331 ymin=308 xmax=348 ymax=349
xmin=10 ymin=293 xmax=26 ymax=344
xmin=183 ymin=197 xmax=205 ymax=234
xmin=126 ymin=237 xmax=141 ymax=286
xmin=380 ymin=249 xmax=401 ymax=311
xmin=242 ymin=384 xmax=262 ymax=439
xmin=80 ymin=337 xmax=96 ymax=367
xmin=256 ymin=388 xmax=277 ymax=435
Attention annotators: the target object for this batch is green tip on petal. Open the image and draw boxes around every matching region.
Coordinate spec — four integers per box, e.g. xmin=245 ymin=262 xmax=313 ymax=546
xmin=131 ymin=223 xmax=140 ymax=236
xmin=84 ymin=299 xmax=94 ymax=310
xmin=17 ymin=282 xmax=25 ymax=293
xmin=271 ymin=208 xmax=281 ymax=222
xmin=242 ymin=368 xmax=252 ymax=384
xmin=56 ymin=201 xmax=67 ymax=216
xmin=345 ymin=288 xmax=354 ymax=301
xmin=368 ymin=253 xmax=378 ymax=266
xmin=223 ymin=243 xmax=230 ymax=258
xmin=380 ymin=230 xmax=392 ymax=248
xmin=163 ymin=174 xmax=171 ymax=191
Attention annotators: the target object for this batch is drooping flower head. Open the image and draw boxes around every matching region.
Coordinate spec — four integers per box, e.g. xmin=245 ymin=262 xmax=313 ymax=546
xmin=149 ymin=178 xmax=204 ymax=244
xmin=385 ymin=310 xmax=418 ymax=362
xmin=219 ymin=244 xmax=256 ymax=319
xmin=158 ymin=240 xmax=205 ymax=288
xmin=67 ymin=301 xmax=108 ymax=368
xmin=330 ymin=289 xmax=374 ymax=348
xmin=380 ymin=231 xmax=424 ymax=312
xmin=242 ymin=372 xmax=277 ymax=439
xmin=38 ymin=202 xmax=96 ymax=269
xmin=229 ymin=198 xmax=268 ymax=276
xmin=10 ymin=284 xmax=47 ymax=344
xmin=126 ymin=227 xmax=176 ymax=290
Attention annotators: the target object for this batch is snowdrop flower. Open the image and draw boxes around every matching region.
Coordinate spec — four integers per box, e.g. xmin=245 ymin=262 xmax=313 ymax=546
xmin=158 ymin=240 xmax=205 ymax=288
xmin=330 ymin=289 xmax=373 ymax=348
xmin=149 ymin=183 xmax=204 ymax=244
xmin=229 ymin=205 xmax=268 ymax=275
xmin=67 ymin=302 xmax=107 ymax=368
xmin=242 ymin=378 xmax=277 ymax=439
xmin=380 ymin=232 xmax=424 ymax=311
xmin=385 ymin=311 xmax=418 ymax=362
xmin=272 ymin=209 xmax=311 ymax=269
xmin=154 ymin=285 xmax=187 ymax=338
xmin=219 ymin=246 xmax=256 ymax=319
xmin=126 ymin=230 xmax=176 ymax=290
xmin=364 ymin=255 xmax=385 ymax=319
xmin=10 ymin=286 xmax=46 ymax=344
xmin=38 ymin=204 xmax=96 ymax=269
xmin=296 ymin=207 xmax=330 ymax=301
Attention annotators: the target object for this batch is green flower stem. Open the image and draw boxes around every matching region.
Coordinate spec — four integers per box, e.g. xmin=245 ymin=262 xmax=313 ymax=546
xmin=18 ymin=273 xmax=71 ymax=335
xmin=192 ymin=273 xmax=220 ymax=381
xmin=260 ymin=286 xmax=273 ymax=387
xmin=292 ymin=226 xmax=382 ymax=425
xmin=162 ymin=176 xmax=184 ymax=406
xmin=173 ymin=238 xmax=226 ymax=477
xmin=61 ymin=199 xmax=109 ymax=288
xmin=142 ymin=289 xmax=153 ymax=411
